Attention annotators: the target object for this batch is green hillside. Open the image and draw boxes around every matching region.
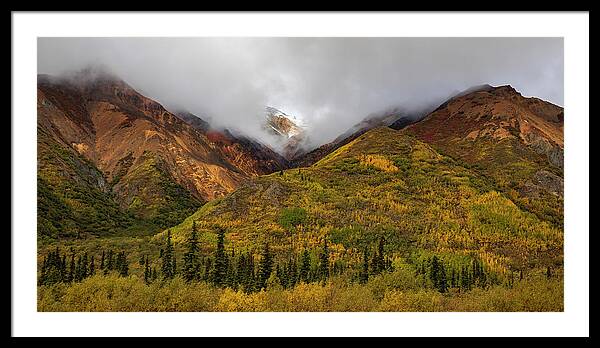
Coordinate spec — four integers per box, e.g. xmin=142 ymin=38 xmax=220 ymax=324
xmin=112 ymin=151 xmax=203 ymax=229
xmin=167 ymin=127 xmax=562 ymax=273
xmin=37 ymin=127 xmax=141 ymax=241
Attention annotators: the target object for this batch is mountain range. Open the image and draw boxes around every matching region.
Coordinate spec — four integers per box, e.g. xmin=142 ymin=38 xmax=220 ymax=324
xmin=36 ymin=69 xmax=565 ymax=312
xmin=37 ymin=70 xmax=563 ymax=243
xmin=37 ymin=71 xmax=288 ymax=238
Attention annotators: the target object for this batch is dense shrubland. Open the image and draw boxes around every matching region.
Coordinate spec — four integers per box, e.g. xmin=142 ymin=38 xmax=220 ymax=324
xmin=38 ymin=271 xmax=562 ymax=312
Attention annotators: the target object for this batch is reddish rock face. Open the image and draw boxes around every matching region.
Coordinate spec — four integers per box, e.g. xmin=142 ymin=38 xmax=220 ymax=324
xmin=405 ymin=85 xmax=564 ymax=167
xmin=38 ymin=72 xmax=288 ymax=215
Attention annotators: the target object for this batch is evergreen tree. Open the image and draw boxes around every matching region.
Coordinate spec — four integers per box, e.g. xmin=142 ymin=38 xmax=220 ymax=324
xmin=39 ymin=247 xmax=66 ymax=285
xmin=377 ymin=237 xmax=385 ymax=272
xmin=429 ymin=256 xmax=447 ymax=293
xmin=212 ymin=227 xmax=228 ymax=287
xmin=460 ymin=265 xmax=471 ymax=291
xmin=299 ymin=249 xmax=310 ymax=283
xmin=438 ymin=261 xmax=447 ymax=293
xmin=89 ymin=255 xmax=95 ymax=276
xmin=144 ymin=256 xmax=151 ymax=285
xmin=106 ymin=249 xmax=114 ymax=274
xmin=162 ymin=230 xmax=175 ymax=279
xmin=68 ymin=250 xmax=75 ymax=283
xmin=359 ymin=247 xmax=369 ymax=284
xmin=182 ymin=223 xmax=201 ymax=282
xmin=172 ymin=251 xmax=177 ymax=276
xmin=369 ymin=237 xmax=386 ymax=276
xmin=318 ymin=239 xmax=330 ymax=282
xmin=258 ymin=242 xmax=273 ymax=290
xmin=60 ymin=254 xmax=67 ymax=282
xmin=286 ymin=257 xmax=297 ymax=288
xmin=117 ymin=252 xmax=129 ymax=277
xmin=81 ymin=253 xmax=88 ymax=280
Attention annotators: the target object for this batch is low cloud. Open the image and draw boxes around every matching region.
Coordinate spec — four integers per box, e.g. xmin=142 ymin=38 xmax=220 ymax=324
xmin=38 ymin=37 xmax=564 ymax=151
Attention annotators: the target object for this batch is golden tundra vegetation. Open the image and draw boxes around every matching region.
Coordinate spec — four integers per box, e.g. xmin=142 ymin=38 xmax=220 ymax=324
xmin=38 ymin=126 xmax=563 ymax=311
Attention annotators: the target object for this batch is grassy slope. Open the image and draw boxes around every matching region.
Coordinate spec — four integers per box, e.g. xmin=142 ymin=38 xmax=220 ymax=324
xmin=114 ymin=151 xmax=203 ymax=229
xmin=408 ymin=130 xmax=564 ymax=227
xmin=167 ymin=127 xmax=562 ymax=276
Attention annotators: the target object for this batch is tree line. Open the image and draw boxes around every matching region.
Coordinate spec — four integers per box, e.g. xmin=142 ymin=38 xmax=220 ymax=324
xmin=39 ymin=223 xmax=397 ymax=292
xmin=39 ymin=247 xmax=129 ymax=285
xmin=153 ymin=222 xmax=394 ymax=293
xmin=415 ymin=255 xmax=491 ymax=293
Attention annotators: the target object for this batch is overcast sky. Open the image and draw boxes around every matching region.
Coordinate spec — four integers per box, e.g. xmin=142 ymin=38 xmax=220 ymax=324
xmin=38 ymin=37 xmax=563 ymax=149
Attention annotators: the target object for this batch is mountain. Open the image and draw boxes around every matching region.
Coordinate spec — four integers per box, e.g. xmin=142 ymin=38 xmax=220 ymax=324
xmin=265 ymin=106 xmax=304 ymax=138
xmin=174 ymin=110 xmax=289 ymax=175
xmin=37 ymin=79 xmax=564 ymax=312
xmin=264 ymin=106 xmax=308 ymax=160
xmin=292 ymin=108 xmax=420 ymax=167
xmin=37 ymin=70 xmax=287 ymax=238
xmin=164 ymin=84 xmax=563 ymax=281
xmin=167 ymin=126 xmax=562 ymax=280
xmin=403 ymin=84 xmax=563 ymax=225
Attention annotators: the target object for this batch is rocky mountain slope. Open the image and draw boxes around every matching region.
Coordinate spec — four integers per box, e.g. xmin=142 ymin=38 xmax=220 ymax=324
xmin=403 ymin=84 xmax=564 ymax=225
xmin=264 ymin=106 xmax=307 ymax=160
xmin=175 ymin=111 xmax=289 ymax=175
xmin=37 ymin=71 xmax=288 ymax=238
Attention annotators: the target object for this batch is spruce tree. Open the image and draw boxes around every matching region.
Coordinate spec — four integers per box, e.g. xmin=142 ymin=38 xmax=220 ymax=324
xmin=183 ymin=223 xmax=200 ymax=282
xmin=89 ymin=255 xmax=95 ymax=276
xmin=172 ymin=252 xmax=177 ymax=276
xmin=369 ymin=237 xmax=386 ymax=276
xmin=61 ymin=254 xmax=67 ymax=282
xmin=377 ymin=237 xmax=385 ymax=273
xmin=258 ymin=242 xmax=273 ymax=290
xmin=360 ymin=247 xmax=369 ymax=284
xmin=81 ymin=253 xmax=88 ymax=280
xmin=212 ymin=227 xmax=228 ymax=287
xmin=286 ymin=257 xmax=297 ymax=288
xmin=144 ymin=256 xmax=151 ymax=285
xmin=299 ymin=249 xmax=310 ymax=283
xmin=116 ymin=252 xmax=128 ymax=277
xmin=162 ymin=230 xmax=175 ymax=279
xmin=430 ymin=256 xmax=440 ymax=290
xmin=438 ymin=261 xmax=447 ymax=293
xmin=68 ymin=250 xmax=75 ymax=283
xmin=318 ymin=239 xmax=330 ymax=282
xmin=106 ymin=250 xmax=114 ymax=273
